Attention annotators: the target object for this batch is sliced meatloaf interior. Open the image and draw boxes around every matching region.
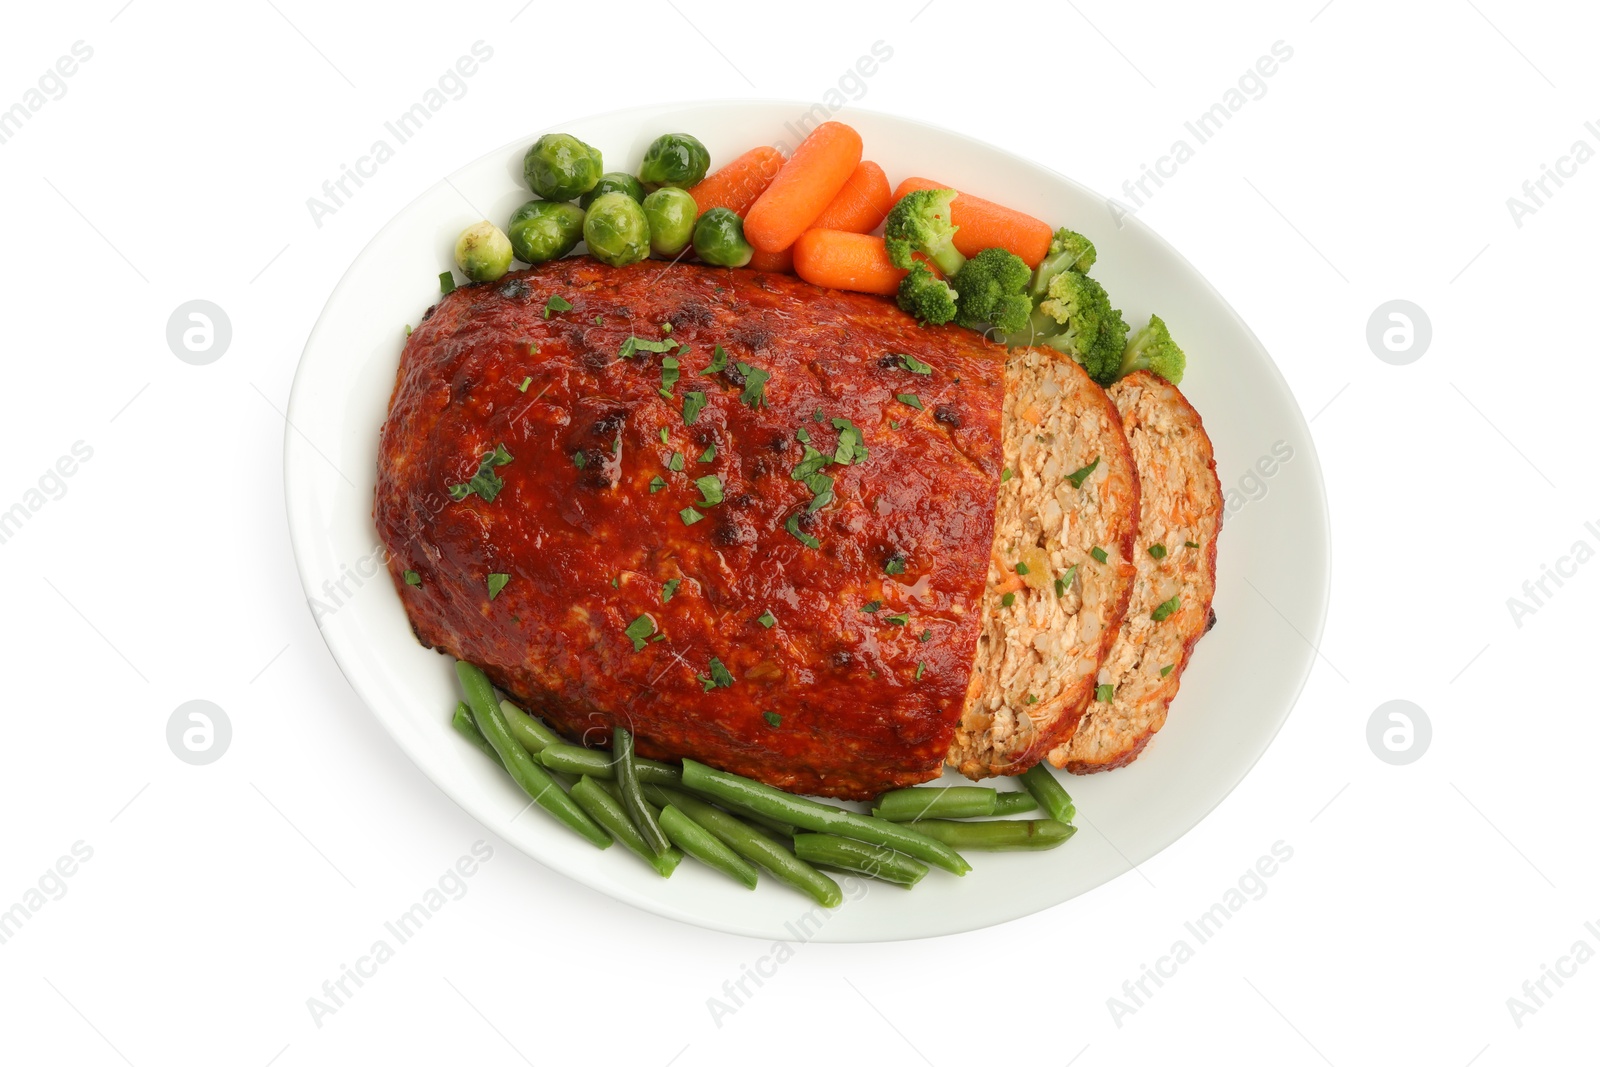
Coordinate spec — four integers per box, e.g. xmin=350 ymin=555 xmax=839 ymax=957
xmin=947 ymin=347 xmax=1140 ymax=779
xmin=1049 ymin=370 xmax=1222 ymax=773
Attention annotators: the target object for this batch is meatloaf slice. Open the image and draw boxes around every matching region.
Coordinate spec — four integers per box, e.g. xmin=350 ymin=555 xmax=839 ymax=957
xmin=1049 ymin=371 xmax=1222 ymax=773
xmin=946 ymin=347 xmax=1140 ymax=779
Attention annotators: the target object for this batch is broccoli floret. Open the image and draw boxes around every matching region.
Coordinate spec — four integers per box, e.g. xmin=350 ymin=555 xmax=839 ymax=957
xmin=952 ymin=247 xmax=1032 ymax=333
xmin=1119 ymin=314 xmax=1186 ymax=384
xmin=896 ymin=261 xmax=958 ymax=325
xmin=1038 ymin=271 xmax=1128 ymax=385
xmin=884 ymin=189 xmax=967 ymax=277
xmin=1030 ymin=227 xmax=1098 ymax=299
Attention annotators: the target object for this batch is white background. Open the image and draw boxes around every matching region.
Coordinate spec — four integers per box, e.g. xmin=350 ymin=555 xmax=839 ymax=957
xmin=0 ymin=1 xmax=1593 ymax=1064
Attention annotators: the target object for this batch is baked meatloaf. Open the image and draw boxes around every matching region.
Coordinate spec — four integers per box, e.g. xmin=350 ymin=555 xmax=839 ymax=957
xmin=1049 ymin=371 xmax=1222 ymax=773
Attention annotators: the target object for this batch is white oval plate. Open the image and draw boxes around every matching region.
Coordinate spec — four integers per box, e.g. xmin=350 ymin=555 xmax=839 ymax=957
xmin=285 ymin=101 xmax=1330 ymax=942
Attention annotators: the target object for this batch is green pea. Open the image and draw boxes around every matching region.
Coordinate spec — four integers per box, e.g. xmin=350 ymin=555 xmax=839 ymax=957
xmin=523 ymin=133 xmax=603 ymax=202
xmin=643 ymin=187 xmax=698 ymax=257
xmin=692 ymin=207 xmax=753 ymax=267
xmin=453 ymin=220 xmax=513 ymax=282
xmin=507 ymin=200 xmax=586 ymax=264
xmin=583 ymin=191 xmax=650 ymax=267
xmin=580 ymin=172 xmax=646 ymax=209
xmin=639 ymin=133 xmax=711 ymax=189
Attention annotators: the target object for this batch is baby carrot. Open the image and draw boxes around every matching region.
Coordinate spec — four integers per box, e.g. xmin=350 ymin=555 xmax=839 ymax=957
xmin=792 ymin=229 xmax=909 ymax=296
xmin=687 ymin=145 xmax=784 ymax=217
xmin=892 ymin=176 xmax=1054 ymax=267
xmin=811 ymin=160 xmax=892 ymax=234
xmin=747 ymin=246 xmax=794 ymax=273
xmin=745 ymin=122 xmax=863 ymax=253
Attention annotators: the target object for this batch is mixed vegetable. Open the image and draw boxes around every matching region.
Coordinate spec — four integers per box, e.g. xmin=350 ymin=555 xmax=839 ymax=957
xmin=438 ymin=123 xmax=1187 ymax=387
xmin=452 ymin=661 xmax=1075 ymax=904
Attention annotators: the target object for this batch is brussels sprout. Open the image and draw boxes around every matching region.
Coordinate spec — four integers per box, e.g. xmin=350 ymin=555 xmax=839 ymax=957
xmin=580 ymin=171 xmax=647 ymax=209
xmin=643 ymin=187 xmax=699 ymax=257
xmin=583 ymin=191 xmax=650 ymax=267
xmin=507 ymin=200 xmax=586 ymax=264
xmin=454 ymin=220 xmax=514 ymax=282
xmin=692 ymin=207 xmax=753 ymax=267
xmin=523 ymin=133 xmax=603 ymax=201
xmin=639 ymin=133 xmax=711 ymax=189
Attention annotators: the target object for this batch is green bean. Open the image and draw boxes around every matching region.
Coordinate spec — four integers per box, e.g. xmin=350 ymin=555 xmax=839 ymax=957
xmin=535 ymin=742 xmax=682 ymax=785
xmin=570 ymin=776 xmax=682 ymax=877
xmin=906 ymin=818 xmax=1076 ymax=851
xmin=1021 ymin=764 xmax=1077 ymax=824
xmin=455 ymin=661 xmax=610 ymax=849
xmin=681 ymin=760 xmax=970 ymax=875
xmin=872 ymin=786 xmax=997 ymax=822
xmin=452 ymin=702 xmax=499 ymax=761
xmin=614 ymin=726 xmax=671 ymax=856
xmin=792 ymin=834 xmax=928 ymax=886
xmin=991 ymin=791 xmax=1040 ymax=817
xmin=658 ymin=804 xmax=759 ymax=889
xmin=641 ymin=785 xmax=842 ymax=907
xmin=499 ymin=699 xmax=560 ymax=753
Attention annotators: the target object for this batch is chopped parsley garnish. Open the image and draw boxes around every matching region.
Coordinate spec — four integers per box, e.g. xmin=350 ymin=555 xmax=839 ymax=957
xmin=680 ymin=506 xmax=705 ymax=525
xmin=1185 ymin=540 xmax=1200 ymax=549
xmin=812 ymin=408 xmax=825 ymax=423
xmin=517 ymin=376 xmax=532 ymax=392
xmin=897 ymin=393 xmax=924 ymax=411
xmin=660 ymin=322 xmax=673 ymax=335
xmin=1027 ymin=694 xmax=1039 ymax=704
xmin=543 ymin=294 xmax=572 ymax=318
xmin=662 ymin=578 xmax=681 ymax=603
xmin=1160 ymin=664 xmax=1175 ymax=677
xmin=594 ymin=315 xmax=604 ymax=325
xmin=1001 ymin=592 xmax=1016 ymax=607
xmin=652 ymin=633 xmax=666 ymax=642
xmin=649 ymin=475 xmax=667 ymax=493
xmin=403 ymin=570 xmax=421 ymax=587
xmin=668 ymin=452 xmax=685 ymax=472
xmin=736 ymin=362 xmax=770 ymax=408
xmin=802 ymin=472 xmax=834 ymax=514
xmin=831 ymin=417 xmax=869 ymax=465
xmin=885 ymin=557 xmax=906 ymax=576
xmin=918 ymin=629 xmax=932 ymax=642
xmin=438 ymin=271 xmax=456 ymax=295
xmin=757 ymin=610 xmax=776 ymax=629
xmin=572 ymin=451 xmax=586 ymax=469
xmin=447 ymin=443 xmax=514 ymax=503
xmin=682 ymin=391 xmax=707 ymax=425
xmin=890 ymin=419 xmax=900 ymax=430
xmin=1065 ymin=456 xmax=1100 ymax=488
xmin=897 ymin=352 xmax=933 ymax=375
xmin=1148 ymin=543 xmax=1167 ymax=560
xmin=486 ymin=573 xmax=509 ymax=599
xmin=1151 ymin=595 xmax=1181 ymax=622
xmin=763 ymin=711 xmax=782 ymax=727
xmin=404 ymin=324 xmax=412 ymax=337
xmin=659 ymin=356 xmax=681 ymax=396
xmin=1015 ymin=562 xmax=1030 ymax=576
xmin=659 ymin=427 xmax=669 ymax=444
xmin=620 ymin=335 xmax=676 ymax=360
xmin=791 ymin=445 xmax=833 ymax=481
xmin=694 ymin=474 xmax=724 ymax=507
xmin=699 ymin=656 xmax=735 ymax=691
xmin=698 ymin=443 xmax=717 ymax=463
xmin=785 ymin=513 xmax=820 ymax=549
xmin=1053 ymin=565 xmax=1079 ymax=598
xmin=1091 ymin=546 xmax=1108 ymax=564
xmin=795 ymin=427 xmax=811 ymax=443
xmin=861 ymin=601 xmax=882 ymax=613
xmin=700 ymin=344 xmax=729 ymax=375
xmin=915 ymin=661 xmax=926 ymax=681
xmin=1095 ymin=683 xmax=1115 ymax=703
xmin=885 ymin=613 xmax=909 ymax=626
xmin=1001 ymin=468 xmax=1012 ymax=483
xmin=624 ymin=614 xmax=655 ymax=651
